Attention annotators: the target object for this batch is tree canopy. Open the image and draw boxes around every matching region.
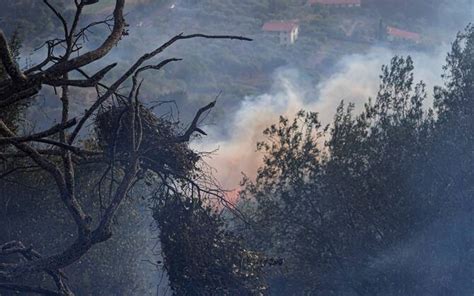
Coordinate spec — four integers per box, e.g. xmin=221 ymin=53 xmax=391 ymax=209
xmin=241 ymin=25 xmax=474 ymax=295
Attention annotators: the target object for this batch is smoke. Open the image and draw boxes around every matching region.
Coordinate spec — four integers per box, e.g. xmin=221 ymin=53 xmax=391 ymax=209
xmin=197 ymin=44 xmax=449 ymax=191
xmin=194 ymin=69 xmax=306 ymax=190
xmin=10 ymin=1 xmax=473 ymax=294
xmin=367 ymin=209 xmax=474 ymax=295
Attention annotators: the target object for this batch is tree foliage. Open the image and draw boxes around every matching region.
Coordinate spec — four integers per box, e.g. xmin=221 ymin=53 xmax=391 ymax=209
xmin=242 ymin=26 xmax=474 ymax=295
xmin=154 ymin=194 xmax=268 ymax=295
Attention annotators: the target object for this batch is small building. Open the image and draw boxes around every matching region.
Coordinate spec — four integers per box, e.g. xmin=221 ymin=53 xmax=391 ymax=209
xmin=386 ymin=26 xmax=421 ymax=44
xmin=262 ymin=20 xmax=299 ymax=45
xmin=307 ymin=0 xmax=361 ymax=8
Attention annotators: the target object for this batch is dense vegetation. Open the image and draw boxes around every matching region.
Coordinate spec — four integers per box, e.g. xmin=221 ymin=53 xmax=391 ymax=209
xmin=240 ymin=26 xmax=474 ymax=295
xmin=0 ymin=1 xmax=473 ymax=295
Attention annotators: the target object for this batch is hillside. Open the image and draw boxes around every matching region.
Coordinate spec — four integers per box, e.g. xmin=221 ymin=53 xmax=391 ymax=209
xmin=1 ymin=1 xmax=474 ymax=295
xmin=114 ymin=0 xmax=441 ymax=104
xmin=1 ymin=0 xmax=466 ymax=125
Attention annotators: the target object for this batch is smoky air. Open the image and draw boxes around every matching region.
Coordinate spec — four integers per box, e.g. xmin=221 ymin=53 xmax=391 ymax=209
xmin=0 ymin=0 xmax=473 ymax=295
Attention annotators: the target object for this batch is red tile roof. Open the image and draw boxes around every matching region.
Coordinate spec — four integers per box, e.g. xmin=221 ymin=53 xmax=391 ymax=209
xmin=308 ymin=0 xmax=361 ymax=5
xmin=387 ymin=26 xmax=421 ymax=42
xmin=262 ymin=21 xmax=299 ymax=32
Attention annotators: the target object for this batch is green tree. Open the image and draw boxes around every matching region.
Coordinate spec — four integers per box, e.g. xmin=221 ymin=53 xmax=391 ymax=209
xmin=242 ymin=43 xmax=474 ymax=294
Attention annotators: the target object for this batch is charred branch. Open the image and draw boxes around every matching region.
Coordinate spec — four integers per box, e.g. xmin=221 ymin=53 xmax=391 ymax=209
xmin=176 ymin=100 xmax=216 ymax=142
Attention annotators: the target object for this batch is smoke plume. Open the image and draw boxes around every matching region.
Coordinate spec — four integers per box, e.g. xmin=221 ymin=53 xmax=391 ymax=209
xmin=196 ymin=45 xmax=449 ymax=192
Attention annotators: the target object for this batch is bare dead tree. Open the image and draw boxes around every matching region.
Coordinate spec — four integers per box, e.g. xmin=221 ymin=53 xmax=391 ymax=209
xmin=0 ymin=1 xmax=251 ymax=295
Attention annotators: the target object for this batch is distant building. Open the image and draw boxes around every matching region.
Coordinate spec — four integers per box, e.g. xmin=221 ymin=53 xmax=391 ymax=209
xmin=262 ymin=20 xmax=299 ymax=45
xmin=307 ymin=0 xmax=362 ymax=8
xmin=386 ymin=26 xmax=421 ymax=43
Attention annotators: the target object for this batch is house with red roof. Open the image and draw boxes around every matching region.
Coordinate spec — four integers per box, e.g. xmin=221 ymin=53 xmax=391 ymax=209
xmin=386 ymin=26 xmax=421 ymax=43
xmin=307 ymin=0 xmax=361 ymax=8
xmin=262 ymin=20 xmax=300 ymax=45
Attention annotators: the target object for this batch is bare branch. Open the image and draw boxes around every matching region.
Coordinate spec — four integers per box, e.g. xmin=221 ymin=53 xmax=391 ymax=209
xmin=24 ymin=41 xmax=56 ymax=75
xmin=135 ymin=58 xmax=182 ymax=77
xmin=33 ymin=139 xmax=89 ymax=156
xmin=176 ymin=100 xmax=217 ymax=142
xmin=0 ymin=118 xmax=77 ymax=145
xmin=83 ymin=0 xmax=100 ymax=5
xmin=74 ymin=16 xmax=114 ymax=40
xmin=69 ymin=58 xmax=181 ymax=143
xmin=140 ymin=33 xmax=251 ymax=66
xmin=45 ymin=63 xmax=117 ymax=87
xmin=69 ymin=31 xmax=251 ymax=144
xmin=0 ymin=85 xmax=40 ymax=108
xmin=64 ymin=1 xmax=85 ymax=58
xmin=0 ymin=30 xmax=26 ymax=83
xmin=0 ymin=0 xmax=253 ymax=288
xmin=42 ymin=0 xmax=69 ymax=42
xmin=0 ymin=241 xmax=72 ymax=295
xmin=0 ymin=121 xmax=64 ymax=177
xmin=45 ymin=0 xmax=126 ymax=76
xmin=0 ymin=149 xmax=102 ymax=160
xmin=94 ymin=157 xmax=139 ymax=238
xmin=0 ymin=120 xmax=90 ymax=236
